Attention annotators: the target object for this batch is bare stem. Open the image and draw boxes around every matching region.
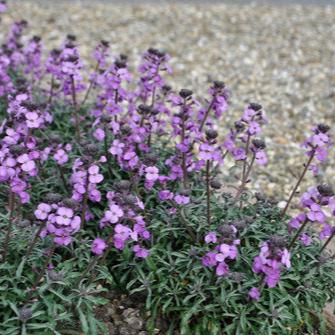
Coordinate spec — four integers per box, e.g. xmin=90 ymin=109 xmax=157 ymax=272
xmin=2 ymin=190 xmax=15 ymax=262
xmin=24 ymin=224 xmax=45 ymax=260
xmin=80 ymin=174 xmax=89 ymax=229
xmin=281 ymin=149 xmax=316 ymax=218
xmin=288 ymin=219 xmax=309 ymax=251
xmin=320 ymin=230 xmax=335 ymax=254
xmin=199 ymin=98 xmax=214 ymax=133
xmin=80 ymin=61 xmax=99 ymax=107
xmin=70 ymin=75 xmax=80 ymax=141
xmin=206 ymin=160 xmax=211 ymax=226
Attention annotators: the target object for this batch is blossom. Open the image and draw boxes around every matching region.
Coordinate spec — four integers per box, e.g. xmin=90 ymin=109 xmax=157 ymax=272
xmin=109 ymin=139 xmax=124 ymax=156
xmin=35 ymin=203 xmax=52 ymax=220
xmin=133 ymin=244 xmax=150 ymax=258
xmin=104 ymin=204 xmax=124 ymax=224
xmin=88 ymin=165 xmax=103 ymax=184
xmin=174 ymin=194 xmax=190 ymax=205
xmin=56 ymin=207 xmax=74 ymax=225
xmin=93 ymin=128 xmax=105 ymax=141
xmin=145 ymin=166 xmax=159 ymax=182
xmin=249 ymin=287 xmax=261 ymax=301
xmin=54 ymin=149 xmax=68 ymax=165
xmin=205 ymin=232 xmax=217 ymax=244
xmin=91 ymin=238 xmax=107 ymax=255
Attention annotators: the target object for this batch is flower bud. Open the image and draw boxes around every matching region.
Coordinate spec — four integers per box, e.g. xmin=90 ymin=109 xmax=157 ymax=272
xmin=317 ymin=124 xmax=330 ymax=134
xmin=48 ymin=270 xmax=64 ymax=282
xmin=45 ymin=193 xmax=62 ymax=203
xmin=205 ymin=129 xmax=218 ymax=140
xmin=252 ymin=139 xmax=266 ymax=150
xmin=249 ymin=103 xmax=262 ymax=111
xmin=210 ymin=179 xmax=222 ymax=190
xmin=317 ymin=184 xmax=334 ymax=197
xmin=179 ymin=89 xmax=193 ymax=99
xmin=115 ymin=180 xmax=131 ymax=191
xmin=269 ymin=235 xmax=287 ymax=249
xmin=19 ymin=307 xmax=32 ymax=322
xmin=138 ymin=104 xmax=152 ymax=115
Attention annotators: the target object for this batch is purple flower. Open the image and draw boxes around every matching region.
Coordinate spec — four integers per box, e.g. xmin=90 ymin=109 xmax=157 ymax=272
xmin=145 ymin=166 xmax=159 ymax=182
xmin=56 ymin=207 xmax=74 ymax=225
xmin=109 ymin=140 xmax=124 ymax=156
xmin=93 ymin=128 xmax=105 ymax=141
xmin=174 ymin=194 xmax=190 ymax=205
xmin=35 ymin=203 xmax=52 ymax=220
xmin=205 ymin=232 xmax=217 ymax=244
xmin=104 ymin=204 xmax=124 ymax=224
xmin=300 ymin=233 xmax=312 ymax=246
xmin=91 ymin=238 xmax=107 ymax=255
xmin=216 ymin=262 xmax=229 ymax=276
xmin=88 ymin=165 xmax=103 ymax=184
xmin=133 ymin=244 xmax=150 ymax=258
xmin=54 ymin=149 xmax=68 ymax=165
xmin=249 ymin=287 xmax=261 ymax=301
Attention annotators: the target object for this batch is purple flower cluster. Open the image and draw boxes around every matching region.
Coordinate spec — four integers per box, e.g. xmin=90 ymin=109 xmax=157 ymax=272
xmin=202 ymin=225 xmax=240 ymax=276
xmin=252 ymin=238 xmax=291 ymax=289
xmin=35 ymin=201 xmax=81 ymax=246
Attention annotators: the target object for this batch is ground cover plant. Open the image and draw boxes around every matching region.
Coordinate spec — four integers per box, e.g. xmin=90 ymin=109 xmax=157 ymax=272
xmin=0 ymin=2 xmax=334 ymax=334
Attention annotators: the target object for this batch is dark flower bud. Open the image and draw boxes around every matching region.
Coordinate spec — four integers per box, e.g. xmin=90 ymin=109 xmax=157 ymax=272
xmin=219 ymin=225 xmax=234 ymax=238
xmin=249 ymin=103 xmax=262 ymax=111
xmin=66 ymin=55 xmax=79 ymax=63
xmin=19 ymin=307 xmax=32 ymax=322
xmin=317 ymin=184 xmax=334 ymax=197
xmin=213 ymin=80 xmax=225 ymax=89
xmin=255 ymin=192 xmax=266 ymax=202
xmin=66 ymin=34 xmax=76 ymax=41
xmin=179 ymin=89 xmax=193 ymax=99
xmin=205 ymin=129 xmax=218 ymax=140
xmin=234 ymin=121 xmax=245 ymax=132
xmin=144 ymin=154 xmax=158 ymax=165
xmin=51 ymin=48 xmax=61 ymax=58
xmin=151 ymin=108 xmax=160 ymax=116
xmin=100 ymin=114 xmax=111 ymax=123
xmin=230 ymin=272 xmax=245 ymax=283
xmin=84 ymin=143 xmax=98 ymax=155
xmin=210 ymin=179 xmax=221 ymax=189
xmin=116 ymin=180 xmax=131 ymax=190
xmin=32 ymin=35 xmax=41 ymax=43
xmin=318 ymin=255 xmax=329 ymax=264
xmin=233 ymin=220 xmax=247 ymax=231
xmin=100 ymin=40 xmax=109 ymax=47
xmin=252 ymin=139 xmax=266 ymax=150
xmin=45 ymin=192 xmax=62 ymax=203
xmin=10 ymin=144 xmax=25 ymax=155
xmin=119 ymin=54 xmax=128 ymax=61
xmin=49 ymin=133 xmax=61 ymax=144
xmin=17 ymin=219 xmax=31 ymax=228
xmin=62 ymin=198 xmax=78 ymax=209
xmin=20 ymin=20 xmax=28 ymax=27
xmin=120 ymin=124 xmax=132 ymax=135
xmin=179 ymin=188 xmax=190 ymax=196
xmin=115 ymin=60 xmax=127 ymax=69
xmin=123 ymin=194 xmax=137 ymax=206
xmin=162 ymin=84 xmax=172 ymax=93
xmin=48 ymin=270 xmax=64 ymax=282
xmin=317 ymin=124 xmax=330 ymax=134
xmin=148 ymin=48 xmax=165 ymax=58
xmin=138 ymin=104 xmax=152 ymax=115
xmin=269 ymin=235 xmax=287 ymax=249
xmin=188 ymin=247 xmax=197 ymax=257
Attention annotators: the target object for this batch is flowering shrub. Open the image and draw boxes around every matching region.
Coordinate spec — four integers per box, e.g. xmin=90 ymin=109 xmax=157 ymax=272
xmin=0 ymin=3 xmax=334 ymax=334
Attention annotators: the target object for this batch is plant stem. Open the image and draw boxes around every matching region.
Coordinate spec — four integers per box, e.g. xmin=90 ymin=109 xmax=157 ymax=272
xmin=26 ymin=244 xmax=55 ymax=301
xmin=320 ymin=230 xmax=335 ymax=253
xmin=236 ymin=152 xmax=256 ymax=203
xmin=181 ymin=104 xmax=187 ymax=188
xmin=206 ymin=160 xmax=211 ymax=226
xmin=48 ymin=74 xmax=55 ymax=105
xmin=2 ymin=190 xmax=15 ymax=262
xmin=58 ymin=165 xmax=69 ymax=193
xmin=199 ymin=98 xmax=214 ymax=133
xmin=76 ymin=255 xmax=99 ymax=286
xmin=241 ymin=133 xmax=251 ymax=183
xmin=24 ymin=223 xmax=45 ymax=260
xmin=80 ymin=174 xmax=89 ymax=229
xmin=70 ymin=75 xmax=80 ymax=141
xmin=103 ymin=124 xmax=112 ymax=178
xmin=281 ymin=149 xmax=316 ymax=218
xmin=80 ymin=61 xmax=99 ymax=106
xmin=288 ymin=219 xmax=309 ymax=251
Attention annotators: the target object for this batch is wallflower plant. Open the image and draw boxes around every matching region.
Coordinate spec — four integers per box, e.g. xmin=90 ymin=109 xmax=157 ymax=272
xmin=0 ymin=3 xmax=334 ymax=335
